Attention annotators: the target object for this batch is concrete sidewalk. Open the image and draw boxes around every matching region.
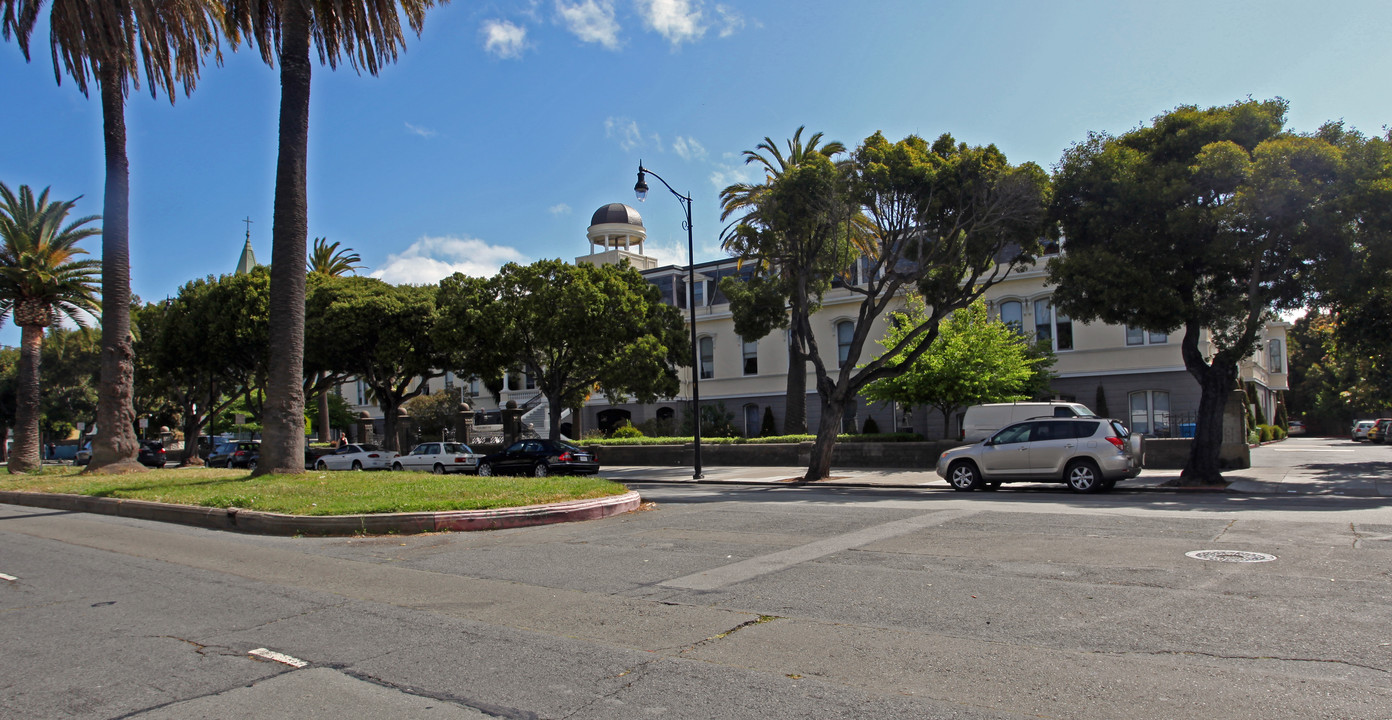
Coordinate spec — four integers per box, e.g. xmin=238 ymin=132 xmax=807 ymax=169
xmin=602 ymin=458 xmax=1392 ymax=497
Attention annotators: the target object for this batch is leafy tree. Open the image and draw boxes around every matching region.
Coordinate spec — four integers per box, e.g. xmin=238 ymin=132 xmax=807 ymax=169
xmin=719 ymin=127 xmax=851 ymax=434
xmin=151 ymin=271 xmax=269 ymax=463
xmin=225 ymin=0 xmax=443 ymax=475
xmin=1287 ymin=311 xmax=1364 ymax=433
xmin=1048 ymin=99 xmax=1350 ymax=484
xmin=306 ymin=238 xmax=364 ymax=440
xmin=794 ymin=132 xmax=1050 ymax=480
xmin=38 ymin=326 xmax=100 ymax=443
xmin=3 ymin=0 xmax=222 ymax=473
xmin=0 ymin=183 xmax=101 ymax=472
xmin=0 ymin=346 xmax=17 ymax=460
xmin=436 ymin=259 xmax=689 ymax=442
xmin=862 ymin=298 xmax=1049 ymax=438
xmin=305 ymin=276 xmax=446 ymax=451
xmin=401 ymin=389 xmax=459 ymax=441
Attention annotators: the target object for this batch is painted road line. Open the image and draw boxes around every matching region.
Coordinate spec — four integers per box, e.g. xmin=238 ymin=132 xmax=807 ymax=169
xmin=661 ymin=508 xmax=982 ymax=591
xmin=0 ymin=573 xmax=16 ymax=582
xmin=249 ymin=648 xmax=309 ymax=668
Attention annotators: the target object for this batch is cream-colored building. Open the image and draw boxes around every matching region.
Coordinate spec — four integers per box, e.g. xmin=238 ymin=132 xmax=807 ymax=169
xmin=572 ymin=204 xmax=1289 ymax=441
xmin=339 ymin=202 xmax=1289 ymax=442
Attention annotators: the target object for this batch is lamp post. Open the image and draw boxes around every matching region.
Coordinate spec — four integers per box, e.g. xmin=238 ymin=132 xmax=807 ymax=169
xmin=634 ymin=161 xmax=703 ymax=479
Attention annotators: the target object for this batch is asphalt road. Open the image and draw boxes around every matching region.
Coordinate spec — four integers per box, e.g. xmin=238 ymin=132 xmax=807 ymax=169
xmin=2 ymin=439 xmax=1390 ymax=719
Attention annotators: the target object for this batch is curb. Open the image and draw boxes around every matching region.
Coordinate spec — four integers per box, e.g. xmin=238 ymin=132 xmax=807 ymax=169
xmin=0 ymin=490 xmax=642 ymax=536
xmin=617 ymin=477 xmax=1235 ymax=493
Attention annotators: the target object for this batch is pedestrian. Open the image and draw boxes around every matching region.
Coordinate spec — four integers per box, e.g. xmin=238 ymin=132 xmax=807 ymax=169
xmin=338 ymin=435 xmax=349 ymax=449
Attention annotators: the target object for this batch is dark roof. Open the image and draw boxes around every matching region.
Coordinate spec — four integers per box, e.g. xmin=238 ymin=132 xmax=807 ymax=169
xmin=590 ymin=203 xmax=644 ymax=227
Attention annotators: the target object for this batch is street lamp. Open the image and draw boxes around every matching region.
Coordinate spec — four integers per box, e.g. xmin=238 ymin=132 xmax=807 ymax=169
xmin=634 ymin=161 xmax=703 ymax=479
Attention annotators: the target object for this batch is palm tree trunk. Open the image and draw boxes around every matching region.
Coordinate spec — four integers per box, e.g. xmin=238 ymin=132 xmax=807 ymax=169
xmin=317 ymin=382 xmax=331 ymax=442
xmin=9 ymin=325 xmax=43 ymax=473
xmin=256 ymin=4 xmax=313 ymax=475
xmin=88 ymin=67 xmax=142 ymax=474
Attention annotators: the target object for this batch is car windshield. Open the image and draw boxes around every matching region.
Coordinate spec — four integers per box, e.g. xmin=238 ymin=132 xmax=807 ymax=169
xmin=1074 ymin=406 xmax=1097 ymax=417
xmin=443 ymin=443 xmax=470 ymax=454
xmin=549 ymin=441 xmax=583 ymax=453
xmin=358 ymin=444 xmax=381 ymax=452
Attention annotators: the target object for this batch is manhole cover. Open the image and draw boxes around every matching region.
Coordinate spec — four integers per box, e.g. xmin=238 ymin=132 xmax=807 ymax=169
xmin=1185 ymin=550 xmax=1277 ymax=563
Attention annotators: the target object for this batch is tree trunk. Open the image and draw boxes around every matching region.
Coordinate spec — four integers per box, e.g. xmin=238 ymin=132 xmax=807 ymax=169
xmin=87 ymin=67 xmax=142 ymax=474
xmin=317 ymin=380 xmax=331 ymax=442
xmin=255 ymin=5 xmax=312 ymax=475
xmin=379 ymin=394 xmax=401 ymax=452
xmin=1178 ymin=322 xmax=1239 ymax=485
xmin=784 ymin=343 xmax=807 ymax=434
xmin=548 ymin=391 xmax=564 ymax=442
xmin=803 ymin=392 xmax=845 ymax=481
xmin=8 ymin=325 xmax=43 ymax=473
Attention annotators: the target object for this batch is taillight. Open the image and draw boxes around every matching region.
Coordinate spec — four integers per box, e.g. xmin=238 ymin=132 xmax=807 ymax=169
xmin=558 ymin=452 xmax=573 ymax=462
xmin=1105 ymin=436 xmax=1124 ymax=450
xmin=367 ymin=453 xmax=380 ymax=458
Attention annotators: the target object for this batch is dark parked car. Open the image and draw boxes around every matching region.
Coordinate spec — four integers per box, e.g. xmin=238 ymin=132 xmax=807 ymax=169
xmin=138 ymin=440 xmax=167 ymax=468
xmin=208 ymin=440 xmax=260 ymax=469
xmin=477 ymin=439 xmax=599 ymax=477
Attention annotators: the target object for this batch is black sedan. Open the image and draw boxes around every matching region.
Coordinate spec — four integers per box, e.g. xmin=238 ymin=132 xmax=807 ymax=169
xmin=477 ymin=439 xmax=599 ymax=477
xmin=138 ymin=440 xmax=167 ymax=468
xmin=208 ymin=440 xmax=260 ymax=469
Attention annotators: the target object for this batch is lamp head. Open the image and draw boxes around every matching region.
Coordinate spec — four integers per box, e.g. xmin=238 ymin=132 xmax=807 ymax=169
xmin=634 ymin=165 xmax=649 ymax=202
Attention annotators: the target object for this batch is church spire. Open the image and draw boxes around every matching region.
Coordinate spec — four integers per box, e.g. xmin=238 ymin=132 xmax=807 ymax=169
xmin=235 ymin=216 xmax=258 ymax=274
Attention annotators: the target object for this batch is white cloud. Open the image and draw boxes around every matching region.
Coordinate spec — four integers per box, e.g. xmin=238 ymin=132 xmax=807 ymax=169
xmin=369 ymin=235 xmax=527 ymax=285
xmin=404 ymin=122 xmax=437 ymax=138
xmin=604 ymin=116 xmax=645 ymax=151
xmin=556 ymin=0 xmax=621 ymax=50
xmin=548 ymin=203 xmax=572 ymax=215
xmin=482 ymin=19 xmax=528 ymax=59
xmin=713 ymin=4 xmax=746 ymax=37
xmin=672 ymin=135 xmax=707 ymax=161
xmin=642 ymin=238 xmax=691 ymax=268
xmin=708 ymin=158 xmax=758 ymax=191
xmin=636 ymin=0 xmax=705 ymax=47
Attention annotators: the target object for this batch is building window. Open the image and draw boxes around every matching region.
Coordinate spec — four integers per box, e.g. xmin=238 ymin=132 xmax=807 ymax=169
xmin=1126 ymin=326 xmax=1168 ymax=346
xmin=1034 ymin=298 xmax=1073 ymax=351
xmin=836 ymin=320 xmax=855 ymax=366
xmin=524 ymin=371 xmax=537 ymax=390
xmin=469 ymin=376 xmax=481 ymax=396
xmin=744 ymin=404 xmax=760 ymax=438
xmin=1129 ymin=390 xmax=1171 ymax=437
xmin=356 ymin=379 xmax=367 ymax=406
xmin=999 ymin=300 xmax=1023 ymax=333
xmin=692 ymin=279 xmax=705 ymax=308
xmin=444 ymin=371 xmax=455 ymax=390
xmin=698 ymin=336 xmax=715 ymax=379
xmin=742 ymin=338 xmax=758 ymax=375
xmin=1268 ymin=339 xmax=1284 ymax=373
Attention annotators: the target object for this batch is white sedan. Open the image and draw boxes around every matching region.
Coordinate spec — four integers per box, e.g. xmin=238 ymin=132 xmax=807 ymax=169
xmin=392 ymin=442 xmax=482 ymax=474
xmin=313 ymin=444 xmax=399 ymax=471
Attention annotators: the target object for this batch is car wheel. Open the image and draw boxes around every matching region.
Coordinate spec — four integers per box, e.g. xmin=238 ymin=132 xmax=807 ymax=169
xmin=392 ymin=462 xmax=403 ymax=471
xmin=351 ymin=460 xmax=363 ymax=471
xmin=247 ymin=459 xmax=257 ymax=471
xmin=947 ymin=461 xmax=982 ymax=491
xmin=433 ymin=463 xmax=446 ymax=475
xmin=532 ymin=462 xmax=549 ymax=478
xmin=316 ymin=460 xmax=328 ymax=471
xmin=1065 ymin=459 xmax=1102 ymax=493
xmin=478 ymin=462 xmax=494 ymax=477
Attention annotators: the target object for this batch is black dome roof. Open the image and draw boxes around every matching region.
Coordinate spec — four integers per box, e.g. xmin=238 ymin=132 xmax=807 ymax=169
xmin=590 ymin=203 xmax=643 ymax=227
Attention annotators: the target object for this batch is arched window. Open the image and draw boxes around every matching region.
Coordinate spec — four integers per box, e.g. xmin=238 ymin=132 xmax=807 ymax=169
xmin=1034 ymin=298 xmax=1073 ymax=351
xmin=1268 ymin=339 xmax=1284 ymax=373
xmin=742 ymin=338 xmax=758 ymax=375
xmin=1129 ymin=390 xmax=1171 ymax=437
xmin=743 ymin=404 xmax=761 ymax=437
xmin=836 ymin=320 xmax=855 ymax=366
xmin=698 ymin=336 xmax=715 ymax=379
xmin=999 ymin=300 xmax=1023 ymax=333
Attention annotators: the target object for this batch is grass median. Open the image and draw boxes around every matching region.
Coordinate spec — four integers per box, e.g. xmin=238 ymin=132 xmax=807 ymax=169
xmin=0 ymin=466 xmax=629 ymax=516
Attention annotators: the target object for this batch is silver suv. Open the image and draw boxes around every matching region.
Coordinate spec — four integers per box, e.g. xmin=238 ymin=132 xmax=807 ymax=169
xmin=936 ymin=417 xmax=1143 ymax=493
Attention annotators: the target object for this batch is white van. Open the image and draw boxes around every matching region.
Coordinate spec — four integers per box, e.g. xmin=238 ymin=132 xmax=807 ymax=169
xmin=960 ymin=402 xmax=1096 ymax=442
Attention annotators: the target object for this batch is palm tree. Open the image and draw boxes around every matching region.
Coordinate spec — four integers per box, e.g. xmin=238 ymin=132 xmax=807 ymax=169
xmin=2 ymin=0 xmax=222 ymax=474
xmin=225 ymin=0 xmax=441 ymax=475
xmin=307 ymin=237 xmax=364 ymax=276
xmin=0 ymin=184 xmax=101 ymax=473
xmin=306 ymin=237 xmax=362 ymax=440
xmin=718 ymin=127 xmax=849 ymax=435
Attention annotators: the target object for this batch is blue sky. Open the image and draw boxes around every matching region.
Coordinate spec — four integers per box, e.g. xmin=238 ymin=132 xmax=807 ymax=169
xmin=2 ymin=0 xmax=1390 ymax=345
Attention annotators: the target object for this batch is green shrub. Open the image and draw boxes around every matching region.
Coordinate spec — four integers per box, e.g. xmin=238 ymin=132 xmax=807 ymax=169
xmin=610 ymin=421 xmax=644 ymax=439
xmin=1247 ymin=430 xmax=1261 ymax=445
xmin=862 ymin=417 xmax=881 ymax=434
xmin=637 ymin=416 xmax=678 ymax=437
xmin=759 ymin=407 xmax=778 ymax=437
